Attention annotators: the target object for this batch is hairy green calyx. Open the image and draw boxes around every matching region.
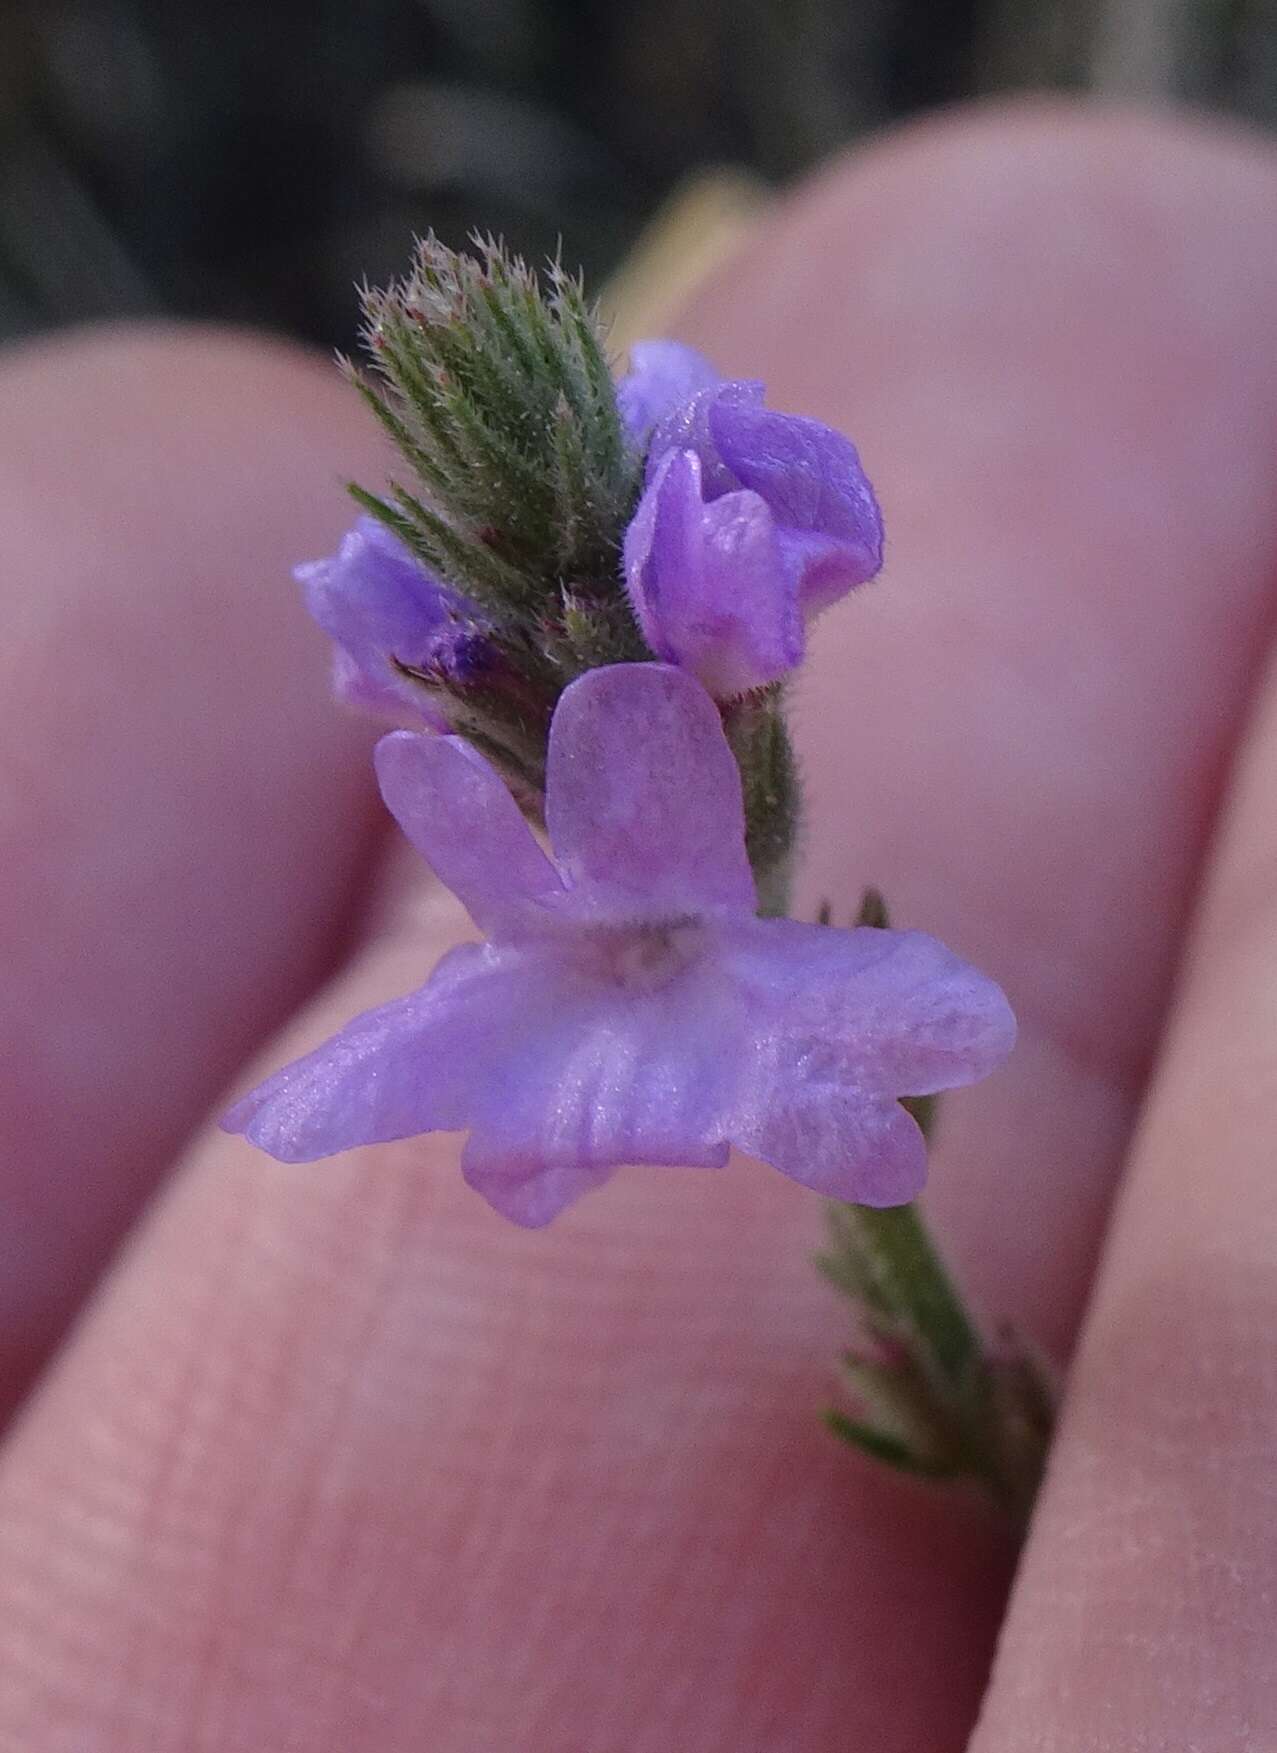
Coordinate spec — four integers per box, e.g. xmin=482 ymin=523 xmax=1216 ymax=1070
xmin=346 ymin=234 xmax=642 ymax=625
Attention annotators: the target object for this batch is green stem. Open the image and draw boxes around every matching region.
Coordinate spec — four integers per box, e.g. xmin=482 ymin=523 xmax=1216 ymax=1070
xmin=816 ymin=889 xmax=1055 ymax=1531
xmin=723 ymin=690 xmax=799 ymax=917
xmin=822 ymin=1200 xmax=1055 ymax=1534
xmin=844 ymin=1202 xmax=980 ymax=1391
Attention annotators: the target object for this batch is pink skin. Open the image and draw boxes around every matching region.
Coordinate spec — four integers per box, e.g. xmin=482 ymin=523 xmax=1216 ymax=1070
xmin=0 ymin=101 xmax=1276 ymax=1750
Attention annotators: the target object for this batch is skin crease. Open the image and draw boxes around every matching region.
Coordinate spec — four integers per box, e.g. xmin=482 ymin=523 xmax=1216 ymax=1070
xmin=0 ymin=99 xmax=1275 ymax=1750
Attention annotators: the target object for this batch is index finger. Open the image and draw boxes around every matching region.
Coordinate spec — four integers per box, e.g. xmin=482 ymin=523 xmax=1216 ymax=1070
xmin=972 ymin=607 xmax=1277 ymax=1752
xmin=0 ymin=326 xmax=390 ymax=1408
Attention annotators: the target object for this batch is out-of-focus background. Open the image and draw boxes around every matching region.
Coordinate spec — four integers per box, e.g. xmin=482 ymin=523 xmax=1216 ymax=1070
xmin=1 ymin=0 xmax=1275 ymax=353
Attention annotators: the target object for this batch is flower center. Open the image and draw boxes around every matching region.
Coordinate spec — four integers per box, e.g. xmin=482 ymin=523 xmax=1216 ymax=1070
xmin=589 ymin=916 xmax=706 ymax=992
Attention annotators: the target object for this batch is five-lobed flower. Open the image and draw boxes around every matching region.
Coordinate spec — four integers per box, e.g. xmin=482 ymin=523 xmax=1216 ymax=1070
xmin=297 ymin=515 xmax=491 ymax=730
xmin=620 ymin=340 xmax=886 ymax=696
xmin=225 ymin=664 xmax=1015 ymax=1226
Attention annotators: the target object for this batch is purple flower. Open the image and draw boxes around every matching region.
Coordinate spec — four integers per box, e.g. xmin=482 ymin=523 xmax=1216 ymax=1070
xmin=226 ymin=665 xmax=1014 ymax=1227
xmin=297 ymin=516 xmax=489 ymax=729
xmin=619 ymin=341 xmax=885 ymax=695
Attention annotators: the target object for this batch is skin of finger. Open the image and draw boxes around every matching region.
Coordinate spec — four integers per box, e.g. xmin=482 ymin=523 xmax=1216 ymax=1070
xmin=0 ymin=327 xmax=389 ymax=1406
xmin=677 ymin=101 xmax=1277 ymax=1348
xmin=3 ymin=104 xmax=1277 ymax=1753
xmin=970 ymin=644 xmax=1277 ymax=1752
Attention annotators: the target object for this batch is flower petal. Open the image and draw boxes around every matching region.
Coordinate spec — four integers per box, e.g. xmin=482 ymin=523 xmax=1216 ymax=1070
xmin=457 ymin=940 xmax=742 ymax=1225
xmin=708 ymin=400 xmax=884 ymax=606
xmin=326 ymin=643 xmax=414 ymax=723
xmin=225 ymin=932 xmax=743 ymax=1215
xmin=222 ymin=942 xmax=512 ymax=1161
xmin=737 ymin=920 xmax=1017 ymax=1092
xmin=461 ymin=1150 xmax=620 ymax=1228
xmin=719 ymin=919 xmax=1016 ymax=1204
xmin=621 ymin=447 xmax=701 ymax=661
xmin=647 ymin=379 xmax=764 ymax=497
xmin=733 ymin=1086 xmax=928 ymax=1207
xmin=624 ymin=450 xmax=804 ymax=696
xmin=616 ymin=339 xmax=721 ymax=445
xmin=297 ymin=517 xmax=462 ymax=726
xmin=544 ymin=663 xmax=757 ymax=919
xmin=375 ymin=731 xmax=564 ymax=938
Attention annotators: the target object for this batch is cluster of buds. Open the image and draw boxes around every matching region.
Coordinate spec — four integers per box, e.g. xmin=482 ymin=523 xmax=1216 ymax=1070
xmin=225 ymin=237 xmax=1042 ymax=1509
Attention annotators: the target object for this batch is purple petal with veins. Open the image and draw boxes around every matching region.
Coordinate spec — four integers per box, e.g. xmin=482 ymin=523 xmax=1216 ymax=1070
xmin=227 ymin=665 xmax=1015 ymax=1226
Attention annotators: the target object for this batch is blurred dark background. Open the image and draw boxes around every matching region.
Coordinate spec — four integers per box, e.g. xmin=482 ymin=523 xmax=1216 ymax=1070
xmin=2 ymin=0 xmax=1275 ymax=353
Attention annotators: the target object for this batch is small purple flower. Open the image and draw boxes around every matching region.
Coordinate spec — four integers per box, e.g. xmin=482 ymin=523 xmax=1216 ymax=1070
xmin=226 ymin=664 xmax=1014 ymax=1227
xmin=297 ymin=516 xmax=489 ymax=729
xmin=619 ymin=341 xmax=885 ymax=695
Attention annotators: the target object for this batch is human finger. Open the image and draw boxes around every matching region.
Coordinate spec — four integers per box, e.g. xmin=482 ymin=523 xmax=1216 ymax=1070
xmin=0 ymin=326 xmax=389 ymax=1408
xmin=970 ymin=640 xmax=1277 ymax=1750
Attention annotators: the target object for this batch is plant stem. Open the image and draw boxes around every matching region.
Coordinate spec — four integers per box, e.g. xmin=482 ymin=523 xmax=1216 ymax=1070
xmin=828 ymin=1201 xmax=1053 ymax=1532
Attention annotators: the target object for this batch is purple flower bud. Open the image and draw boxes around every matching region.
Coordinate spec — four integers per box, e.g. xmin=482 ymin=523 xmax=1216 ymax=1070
xmin=619 ymin=341 xmax=886 ymax=695
xmin=296 ymin=517 xmax=490 ymax=730
xmin=226 ymin=664 xmax=1015 ymax=1228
